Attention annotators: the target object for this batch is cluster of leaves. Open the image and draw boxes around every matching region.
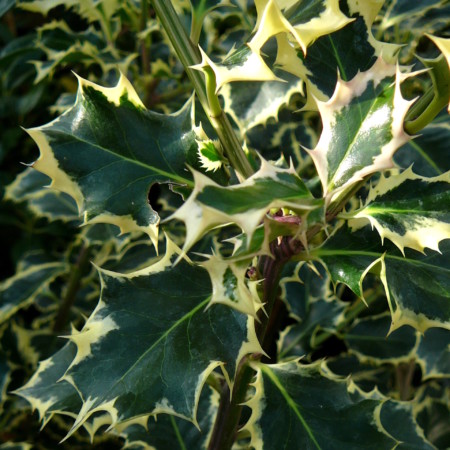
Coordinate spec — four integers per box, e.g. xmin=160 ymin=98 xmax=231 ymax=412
xmin=1 ymin=0 xmax=449 ymax=449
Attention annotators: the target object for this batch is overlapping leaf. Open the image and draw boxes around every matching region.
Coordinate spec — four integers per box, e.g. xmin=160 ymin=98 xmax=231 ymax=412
xmin=347 ymin=168 xmax=450 ymax=253
xmin=31 ymin=20 xmax=137 ymax=83
xmin=221 ymin=71 xmax=303 ymax=134
xmin=416 ymin=328 xmax=450 ymax=379
xmin=121 ymin=385 xmax=218 ymax=450
xmin=276 ymin=0 xmax=399 ymax=108
xmin=4 ymin=167 xmax=79 ymax=222
xmin=14 ymin=342 xmax=82 ymax=425
xmin=201 ymin=255 xmax=262 ymax=316
xmin=380 ymin=400 xmax=435 ymax=450
xmin=244 ymin=360 xmax=399 ymax=449
xmin=27 ymin=74 xmax=198 ymax=246
xmin=0 ymin=262 xmax=68 ymax=325
xmin=394 ymin=119 xmax=450 ymax=176
xmin=168 ymin=159 xmax=322 ymax=253
xmin=60 ymin=239 xmax=261 ymax=435
xmin=252 ymin=0 xmax=352 ymax=55
xmin=312 ymin=225 xmax=450 ymax=332
xmin=344 ymin=314 xmax=419 ymax=363
xmin=195 ymin=0 xmax=352 ymax=92
xmin=309 ymin=58 xmax=413 ymax=200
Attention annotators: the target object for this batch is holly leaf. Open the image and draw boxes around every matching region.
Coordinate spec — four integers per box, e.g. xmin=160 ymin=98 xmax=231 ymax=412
xmin=168 ymin=159 xmax=322 ymax=254
xmin=380 ymin=400 xmax=435 ymax=450
xmin=0 ymin=262 xmax=68 ymax=325
xmin=221 ymin=70 xmax=303 ymax=134
xmin=309 ymin=58 xmax=413 ymax=200
xmin=276 ymin=0 xmax=399 ymax=108
xmin=14 ymin=342 xmax=81 ymax=426
xmin=244 ymin=360 xmax=398 ymax=449
xmin=60 ymin=238 xmax=261 ymax=436
xmin=193 ymin=45 xmax=279 ymax=93
xmin=27 ymin=74 xmax=197 ymax=247
xmin=4 ymin=167 xmax=79 ymax=222
xmin=121 ymin=385 xmax=218 ymax=450
xmin=394 ymin=120 xmax=450 ymax=176
xmin=416 ymin=328 xmax=450 ymax=379
xmin=252 ymin=0 xmax=352 ymax=55
xmin=312 ymin=225 xmax=450 ymax=332
xmin=201 ymin=255 xmax=262 ymax=317
xmin=379 ymin=1 xmax=447 ymax=31
xmin=347 ymin=168 xmax=450 ymax=253
xmin=344 ymin=314 xmax=419 ymax=363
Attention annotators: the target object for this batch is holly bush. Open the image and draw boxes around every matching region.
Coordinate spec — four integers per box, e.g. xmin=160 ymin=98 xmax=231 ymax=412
xmin=1 ymin=1 xmax=449 ymax=449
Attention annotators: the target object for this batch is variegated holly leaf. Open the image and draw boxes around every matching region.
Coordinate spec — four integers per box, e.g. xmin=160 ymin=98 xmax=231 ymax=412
xmin=312 ymin=225 xmax=450 ymax=332
xmin=394 ymin=119 xmax=450 ymax=176
xmin=280 ymin=260 xmax=334 ymax=319
xmin=344 ymin=314 xmax=419 ymax=363
xmin=4 ymin=167 xmax=79 ymax=222
xmin=17 ymin=0 xmax=79 ymax=15
xmin=27 ymin=74 xmax=198 ymax=247
xmin=325 ymin=354 xmax=394 ymax=394
xmin=168 ymin=159 xmax=322 ymax=254
xmin=416 ymin=384 xmax=450 ymax=448
xmin=14 ymin=342 xmax=81 ymax=426
xmin=427 ymin=35 xmax=450 ymax=70
xmin=221 ymin=71 xmax=303 ymax=134
xmin=252 ymin=0 xmax=352 ymax=55
xmin=244 ymin=107 xmax=318 ymax=172
xmin=309 ymin=58 xmax=413 ymax=200
xmin=379 ymin=1 xmax=447 ymax=32
xmin=193 ymin=45 xmax=279 ymax=93
xmin=276 ymin=0 xmax=399 ymax=108
xmin=225 ymin=215 xmax=305 ymax=263
xmin=0 ymin=444 xmax=33 ymax=450
xmin=346 ymin=168 xmax=450 ymax=253
xmin=416 ymin=328 xmax=450 ymax=379
xmin=31 ymin=20 xmax=137 ymax=83
xmin=121 ymin=385 xmax=218 ymax=450
xmin=198 ymin=0 xmax=352 ymax=92
xmin=60 ymin=238 xmax=261 ymax=436
xmin=0 ymin=262 xmax=68 ymax=325
xmin=278 ymin=297 xmax=346 ymax=359
xmin=380 ymin=400 xmax=435 ymax=450
xmin=201 ymin=255 xmax=262 ymax=316
xmin=278 ymin=261 xmax=345 ymax=359
xmin=244 ymin=360 xmax=399 ymax=449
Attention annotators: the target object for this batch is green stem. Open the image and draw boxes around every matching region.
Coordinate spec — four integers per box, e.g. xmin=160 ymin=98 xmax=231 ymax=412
xmin=150 ymin=0 xmax=254 ymax=179
xmin=140 ymin=0 xmax=151 ymax=75
xmin=404 ymin=56 xmax=450 ymax=135
xmin=53 ymin=246 xmax=91 ymax=332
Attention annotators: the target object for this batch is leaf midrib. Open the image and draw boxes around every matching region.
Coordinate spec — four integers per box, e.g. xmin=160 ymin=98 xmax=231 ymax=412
xmin=117 ymin=295 xmax=212 ymax=385
xmin=328 ymin=84 xmax=391 ymax=191
xmin=261 ymin=365 xmax=322 ymax=450
xmin=52 ymin=130 xmax=194 ymax=187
